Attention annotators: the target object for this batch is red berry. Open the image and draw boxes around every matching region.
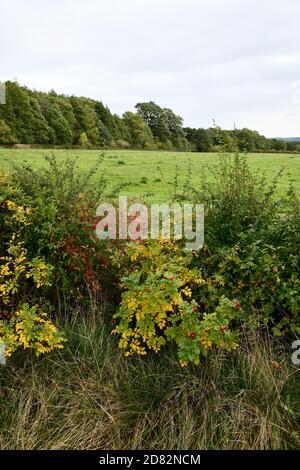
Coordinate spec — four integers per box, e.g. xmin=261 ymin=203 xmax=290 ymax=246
xmin=170 ymin=276 xmax=174 ymax=281
xmin=234 ymin=301 xmax=241 ymax=311
xmin=188 ymin=331 xmax=197 ymax=339
xmin=219 ymin=325 xmax=227 ymax=333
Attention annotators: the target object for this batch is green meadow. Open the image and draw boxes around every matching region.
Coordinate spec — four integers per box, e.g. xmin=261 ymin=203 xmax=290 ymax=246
xmin=0 ymin=149 xmax=299 ymax=202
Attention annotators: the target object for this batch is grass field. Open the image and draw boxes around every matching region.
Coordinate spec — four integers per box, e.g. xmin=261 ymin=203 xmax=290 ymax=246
xmin=0 ymin=149 xmax=299 ymax=202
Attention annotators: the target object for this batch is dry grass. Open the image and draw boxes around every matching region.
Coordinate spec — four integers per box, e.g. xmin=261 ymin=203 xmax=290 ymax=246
xmin=0 ymin=312 xmax=299 ymax=450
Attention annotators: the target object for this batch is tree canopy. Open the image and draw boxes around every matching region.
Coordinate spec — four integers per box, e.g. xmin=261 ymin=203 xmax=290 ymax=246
xmin=0 ymin=81 xmax=298 ymax=153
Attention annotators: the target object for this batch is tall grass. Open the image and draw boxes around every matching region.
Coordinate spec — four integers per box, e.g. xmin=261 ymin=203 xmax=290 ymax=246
xmin=0 ymin=307 xmax=299 ymax=450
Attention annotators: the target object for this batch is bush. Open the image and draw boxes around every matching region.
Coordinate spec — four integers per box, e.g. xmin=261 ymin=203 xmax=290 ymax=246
xmin=113 ymin=239 xmax=239 ymax=366
xmin=181 ymin=151 xmax=300 ymax=336
xmin=8 ymin=154 xmax=114 ymax=310
xmin=0 ymin=170 xmax=65 ymax=357
xmin=185 ymin=151 xmax=282 ymax=246
xmin=114 ymin=139 xmax=130 ymax=149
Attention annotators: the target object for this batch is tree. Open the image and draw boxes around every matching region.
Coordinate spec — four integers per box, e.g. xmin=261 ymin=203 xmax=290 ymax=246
xmin=70 ymin=97 xmax=100 ymax=145
xmin=0 ymin=119 xmax=16 ymax=144
xmin=79 ymin=132 xmax=89 ymax=148
xmin=0 ymin=81 xmax=297 ymax=153
xmin=135 ymin=101 xmax=166 ymax=138
xmin=271 ymin=139 xmax=287 ymax=152
xmin=123 ymin=112 xmax=155 ymax=148
xmin=28 ymin=95 xmax=51 ymax=144
xmin=135 ymin=101 xmax=172 ymax=144
xmin=0 ymin=85 xmax=17 ymax=138
xmin=162 ymin=107 xmax=189 ymax=150
xmin=45 ymin=98 xmax=73 ymax=145
xmin=286 ymin=141 xmax=300 ymax=152
xmin=135 ymin=101 xmax=189 ymax=149
xmin=4 ymin=82 xmax=35 ymax=143
xmin=184 ymin=128 xmax=213 ymax=152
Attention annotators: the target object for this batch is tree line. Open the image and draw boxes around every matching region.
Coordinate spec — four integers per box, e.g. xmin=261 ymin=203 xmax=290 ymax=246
xmin=0 ymin=81 xmax=299 ymax=152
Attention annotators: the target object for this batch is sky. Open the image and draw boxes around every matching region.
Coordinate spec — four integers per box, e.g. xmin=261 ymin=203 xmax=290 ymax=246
xmin=1 ymin=0 xmax=300 ymax=137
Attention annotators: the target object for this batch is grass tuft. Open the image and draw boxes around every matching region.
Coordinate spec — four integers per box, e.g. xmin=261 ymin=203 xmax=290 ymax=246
xmin=0 ymin=310 xmax=298 ymax=450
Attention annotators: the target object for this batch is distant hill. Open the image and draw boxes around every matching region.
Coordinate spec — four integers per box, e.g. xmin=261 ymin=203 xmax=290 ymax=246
xmin=278 ymin=137 xmax=300 ymax=142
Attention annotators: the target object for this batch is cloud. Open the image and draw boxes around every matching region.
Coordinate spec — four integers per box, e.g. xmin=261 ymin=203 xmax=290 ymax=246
xmin=1 ymin=0 xmax=300 ymax=136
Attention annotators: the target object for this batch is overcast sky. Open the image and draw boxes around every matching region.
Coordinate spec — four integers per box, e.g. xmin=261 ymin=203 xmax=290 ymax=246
xmin=1 ymin=0 xmax=300 ymax=137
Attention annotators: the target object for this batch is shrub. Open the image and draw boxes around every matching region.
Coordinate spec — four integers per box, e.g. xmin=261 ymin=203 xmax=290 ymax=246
xmin=79 ymin=132 xmax=89 ymax=148
xmin=9 ymin=154 xmax=114 ymax=310
xmin=0 ymin=303 xmax=64 ymax=357
xmin=113 ymin=239 xmax=239 ymax=366
xmin=182 ymin=152 xmax=300 ymax=336
xmin=114 ymin=139 xmax=130 ymax=149
xmin=185 ymin=151 xmax=282 ymax=246
xmin=0 ymin=170 xmax=65 ymax=357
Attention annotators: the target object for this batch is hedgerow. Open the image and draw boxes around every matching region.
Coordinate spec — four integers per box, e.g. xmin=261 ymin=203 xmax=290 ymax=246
xmin=183 ymin=152 xmax=300 ymax=337
xmin=0 ymin=151 xmax=299 ymax=364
